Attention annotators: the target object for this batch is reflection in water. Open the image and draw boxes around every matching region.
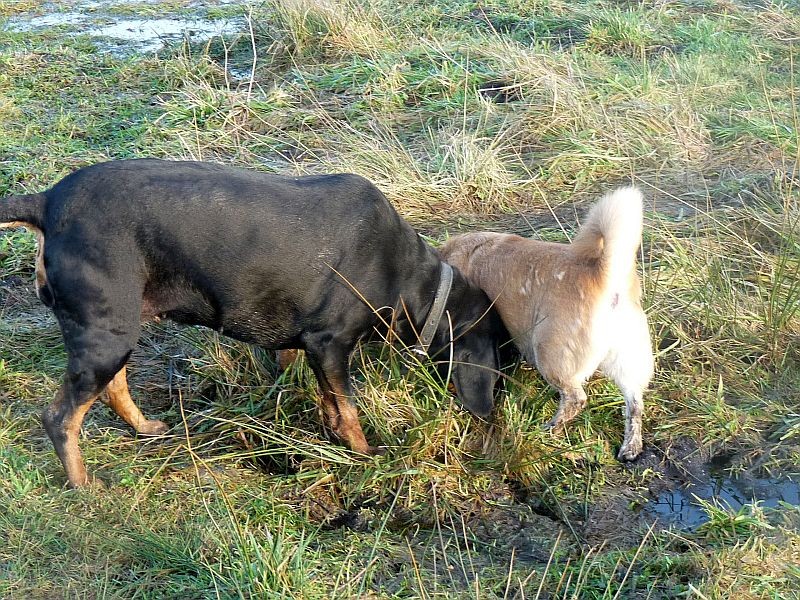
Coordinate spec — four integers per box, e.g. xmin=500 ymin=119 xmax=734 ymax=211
xmin=647 ymin=475 xmax=800 ymax=528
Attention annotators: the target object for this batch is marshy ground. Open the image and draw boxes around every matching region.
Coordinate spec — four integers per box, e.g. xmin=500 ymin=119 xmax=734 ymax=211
xmin=1 ymin=0 xmax=799 ymax=597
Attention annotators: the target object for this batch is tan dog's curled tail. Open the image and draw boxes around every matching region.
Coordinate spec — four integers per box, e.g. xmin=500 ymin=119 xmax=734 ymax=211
xmin=570 ymin=187 xmax=644 ymax=288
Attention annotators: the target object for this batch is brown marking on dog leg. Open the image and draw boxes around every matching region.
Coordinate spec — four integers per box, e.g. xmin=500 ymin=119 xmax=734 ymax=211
xmin=0 ymin=222 xmax=48 ymax=296
xmin=102 ymin=365 xmax=168 ymax=436
xmin=322 ymin=391 xmax=376 ymax=455
xmin=277 ymin=349 xmax=300 ymax=371
xmin=304 ymin=345 xmax=381 ymax=456
xmin=544 ymin=385 xmax=587 ymax=432
xmin=42 ymin=386 xmax=99 ymax=488
xmin=33 ymin=228 xmax=47 ymax=292
xmin=317 ymin=388 xmax=340 ymax=431
xmin=323 ymin=375 xmax=377 ymax=455
xmin=617 ymin=390 xmax=643 ymax=460
xmin=316 ymin=386 xmax=378 ymax=455
xmin=332 ymin=395 xmax=376 ymax=455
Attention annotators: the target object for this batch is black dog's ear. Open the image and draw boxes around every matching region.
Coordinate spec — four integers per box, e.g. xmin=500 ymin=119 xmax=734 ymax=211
xmin=450 ymin=346 xmax=498 ymax=418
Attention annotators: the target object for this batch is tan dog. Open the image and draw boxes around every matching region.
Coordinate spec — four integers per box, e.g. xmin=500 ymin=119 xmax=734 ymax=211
xmin=439 ymin=188 xmax=653 ymax=460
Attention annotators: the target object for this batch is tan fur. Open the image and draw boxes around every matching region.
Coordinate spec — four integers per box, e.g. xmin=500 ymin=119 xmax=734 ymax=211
xmin=1 ymin=221 xmax=47 ymax=297
xmin=102 ymin=366 xmax=169 ymax=436
xmin=440 ymin=187 xmax=654 ymax=460
xmin=44 ymin=385 xmax=100 ymax=487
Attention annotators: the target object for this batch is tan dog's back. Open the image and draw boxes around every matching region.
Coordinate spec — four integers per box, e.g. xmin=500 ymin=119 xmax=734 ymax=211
xmin=441 ymin=232 xmax=607 ymax=377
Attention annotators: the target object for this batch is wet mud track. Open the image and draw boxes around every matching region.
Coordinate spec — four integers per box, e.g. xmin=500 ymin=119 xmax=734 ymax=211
xmin=4 ymin=0 xmax=245 ymax=56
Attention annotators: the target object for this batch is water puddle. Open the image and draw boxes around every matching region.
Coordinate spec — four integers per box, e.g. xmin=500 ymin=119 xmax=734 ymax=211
xmin=645 ymin=474 xmax=800 ymax=528
xmin=4 ymin=1 xmax=246 ymax=56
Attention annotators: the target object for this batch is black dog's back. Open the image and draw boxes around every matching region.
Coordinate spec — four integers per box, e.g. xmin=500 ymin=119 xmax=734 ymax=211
xmin=42 ymin=159 xmax=429 ymax=347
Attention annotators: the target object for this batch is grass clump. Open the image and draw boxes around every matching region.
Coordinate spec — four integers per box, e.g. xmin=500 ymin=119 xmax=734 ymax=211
xmin=265 ymin=0 xmax=392 ymax=60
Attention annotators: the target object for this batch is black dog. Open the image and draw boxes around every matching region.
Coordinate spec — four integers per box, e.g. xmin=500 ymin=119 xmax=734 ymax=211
xmin=0 ymin=159 xmax=507 ymax=487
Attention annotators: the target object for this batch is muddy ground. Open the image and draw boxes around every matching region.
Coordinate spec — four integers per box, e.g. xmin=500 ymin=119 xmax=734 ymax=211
xmin=6 ymin=0 xmax=245 ymax=56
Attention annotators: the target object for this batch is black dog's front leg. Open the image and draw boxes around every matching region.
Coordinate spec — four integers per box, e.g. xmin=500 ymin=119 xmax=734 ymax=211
xmin=303 ymin=341 xmax=378 ymax=455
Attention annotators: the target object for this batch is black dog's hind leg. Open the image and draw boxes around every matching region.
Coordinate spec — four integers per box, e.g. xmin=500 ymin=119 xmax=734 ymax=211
xmin=42 ymin=380 xmax=102 ymax=488
xmin=303 ymin=339 xmax=378 ymax=455
xmin=42 ymin=319 xmax=139 ymax=488
xmin=101 ymin=365 xmax=168 ymax=436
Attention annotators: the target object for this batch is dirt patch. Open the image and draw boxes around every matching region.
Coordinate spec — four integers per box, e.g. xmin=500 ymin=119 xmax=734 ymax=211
xmin=466 ymin=502 xmax=564 ymax=564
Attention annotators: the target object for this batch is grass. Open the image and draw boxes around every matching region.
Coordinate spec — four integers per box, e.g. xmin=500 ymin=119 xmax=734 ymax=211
xmin=1 ymin=0 xmax=800 ymax=597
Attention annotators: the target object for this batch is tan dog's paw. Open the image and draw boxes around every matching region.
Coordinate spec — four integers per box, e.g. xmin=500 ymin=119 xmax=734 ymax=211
xmin=617 ymin=436 xmax=643 ymax=461
xmin=543 ymin=415 xmax=567 ymax=433
xmin=137 ymin=419 xmax=169 ymax=436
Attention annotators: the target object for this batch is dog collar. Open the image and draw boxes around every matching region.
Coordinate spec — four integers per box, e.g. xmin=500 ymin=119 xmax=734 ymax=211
xmin=414 ymin=262 xmax=454 ymax=355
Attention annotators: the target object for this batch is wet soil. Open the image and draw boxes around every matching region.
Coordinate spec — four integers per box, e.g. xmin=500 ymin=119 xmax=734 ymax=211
xmin=577 ymin=437 xmax=800 ymax=547
xmin=637 ymin=438 xmax=799 ymax=529
xmin=4 ymin=0 xmax=245 ymax=56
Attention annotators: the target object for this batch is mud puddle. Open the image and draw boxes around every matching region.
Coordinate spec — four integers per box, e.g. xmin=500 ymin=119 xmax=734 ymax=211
xmin=647 ymin=474 xmax=800 ymax=528
xmin=4 ymin=1 xmax=246 ymax=56
xmin=637 ymin=441 xmax=800 ymax=529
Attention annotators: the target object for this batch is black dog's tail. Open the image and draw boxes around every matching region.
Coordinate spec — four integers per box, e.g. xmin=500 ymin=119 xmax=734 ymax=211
xmin=0 ymin=193 xmax=47 ymax=231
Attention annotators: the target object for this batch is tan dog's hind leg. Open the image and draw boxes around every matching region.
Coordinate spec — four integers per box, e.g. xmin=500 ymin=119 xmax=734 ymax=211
xmin=545 ymin=384 xmax=588 ymax=431
xmin=601 ymin=307 xmax=653 ymax=460
xmin=102 ymin=366 xmax=168 ymax=436
xmin=617 ymin=387 xmax=644 ymax=460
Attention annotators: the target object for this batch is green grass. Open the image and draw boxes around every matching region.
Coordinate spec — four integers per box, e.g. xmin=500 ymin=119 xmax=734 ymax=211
xmin=2 ymin=0 xmax=800 ymax=597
